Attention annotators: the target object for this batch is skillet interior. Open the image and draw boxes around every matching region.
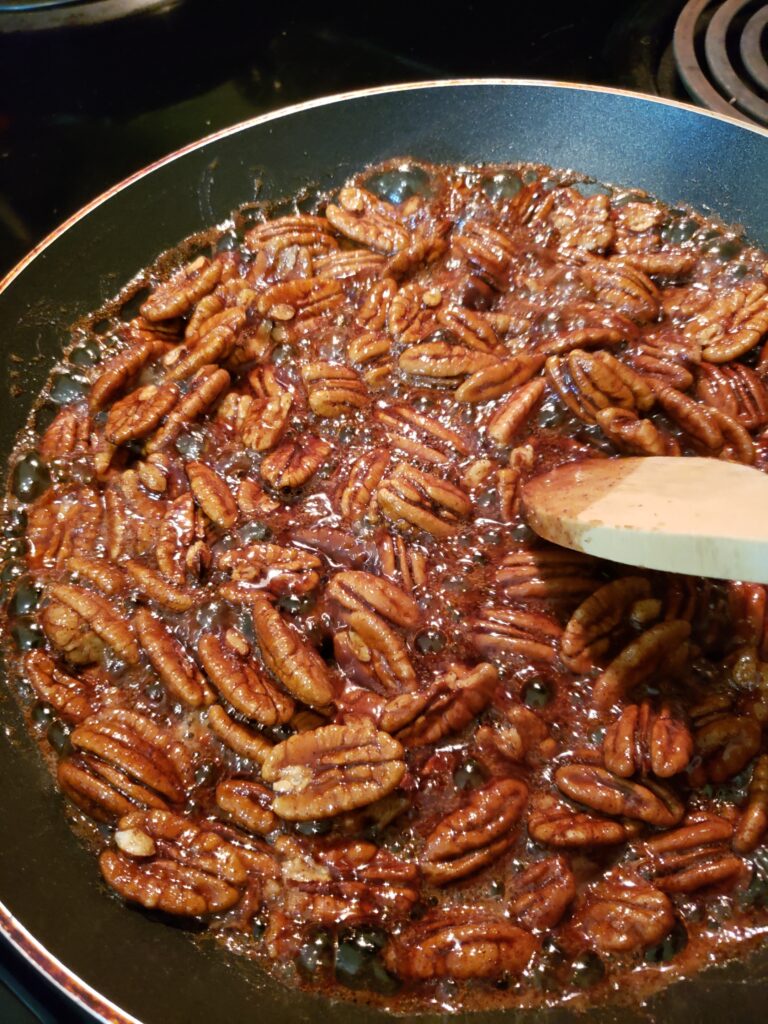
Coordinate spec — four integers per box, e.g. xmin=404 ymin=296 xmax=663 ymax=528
xmin=1 ymin=80 xmax=768 ymax=1024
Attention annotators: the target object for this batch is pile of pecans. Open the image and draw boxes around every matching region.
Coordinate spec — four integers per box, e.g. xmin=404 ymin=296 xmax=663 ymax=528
xmin=6 ymin=159 xmax=768 ymax=1010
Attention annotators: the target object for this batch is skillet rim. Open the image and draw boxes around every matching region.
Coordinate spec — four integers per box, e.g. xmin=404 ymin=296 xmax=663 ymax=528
xmin=1 ymin=75 xmax=767 ymax=1024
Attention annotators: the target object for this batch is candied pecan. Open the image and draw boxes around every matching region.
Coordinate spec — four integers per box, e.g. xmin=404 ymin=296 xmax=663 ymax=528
xmin=59 ymin=710 xmax=191 ymax=820
xmin=23 ymin=649 xmax=94 ymax=723
xmin=315 ymin=249 xmax=387 ymax=279
xmin=422 ymin=778 xmax=528 ymax=884
xmin=548 ymin=188 xmax=615 ymax=253
xmin=326 ymin=187 xmax=410 ymax=254
xmin=474 ymin=705 xmax=551 ymax=770
xmin=198 ymin=633 xmax=294 ymax=726
xmin=47 ymin=583 xmax=139 ymax=664
xmin=454 ymin=221 xmax=517 ymax=288
xmin=380 ymin=662 xmax=498 ymax=747
xmin=696 ymin=362 xmax=768 ymax=430
xmin=100 ymin=809 xmax=246 ymax=915
xmin=506 ymin=855 xmax=576 ymax=931
xmin=498 ymin=444 xmax=535 ymax=522
xmin=561 ymin=576 xmax=654 ymax=672
xmin=469 ymin=607 xmax=562 ymax=663
xmin=625 ymin=328 xmax=699 ymax=391
xmin=545 ymin=349 xmax=654 ymax=425
xmin=337 ymin=448 xmax=390 ymax=521
xmin=684 ymin=281 xmax=768 ymax=362
xmin=573 ymin=871 xmax=674 ymax=952
xmin=435 ymin=304 xmax=501 ymax=353
xmin=249 ymin=593 xmax=335 ymax=707
xmin=261 ymin=718 xmax=405 ymax=821
xmin=592 ymin=619 xmax=691 ymax=711
xmin=155 ymin=494 xmax=196 ymax=585
xmin=216 ymin=779 xmax=279 ymax=836
xmin=635 ymin=813 xmax=746 ymax=893
xmin=218 ymin=542 xmax=321 ymax=594
xmin=356 ymin=275 xmax=398 ymax=331
xmin=692 ymin=708 xmax=761 ymax=784
xmin=555 ymin=764 xmax=684 ymax=827
xmin=580 ymin=257 xmax=660 ymax=323
xmin=528 ymin=793 xmax=642 ymax=847
xmin=163 ymin=315 xmax=241 ymax=383
xmin=67 ymin=555 xmax=127 ymax=597
xmin=241 ymin=391 xmax=293 ymax=452
xmin=455 ymin=355 xmax=543 ymax=405
xmin=186 ymin=461 xmax=237 ymax=529
xmin=141 ymin=256 xmax=222 ymax=321
xmin=733 ymin=755 xmax=768 ymax=853
xmin=88 ymin=338 xmax=169 ymax=411
xmin=260 ymin=436 xmax=332 ymax=490
xmin=377 ymin=463 xmax=471 ymax=538
xmin=534 ymin=302 xmax=636 ymax=355
xmin=495 ymin=548 xmax=600 ymax=601
xmin=104 ymin=381 xmax=180 ymax=446
xmin=383 ymin=908 xmax=536 ymax=981
xmin=377 ymin=532 xmax=427 ymax=592
xmin=41 ymin=599 xmax=103 ymax=665
xmin=387 ymin=281 xmax=440 ymax=343
xmin=244 ymin=213 xmax=338 ymax=256
xmin=275 ymin=836 xmax=419 ymax=927
xmin=256 ymin=276 xmax=343 ymax=322
xmin=206 ymin=704 xmax=272 ymax=764
xmin=486 ymin=378 xmax=547 ymax=444
xmin=326 ymin=570 xmax=420 ymax=628
xmin=399 ymin=340 xmax=499 ymax=381
xmin=595 ymin=406 xmax=676 ymax=456
xmin=301 ymin=360 xmax=369 ymax=417
xmin=346 ymin=331 xmax=392 ymax=388
xmin=146 ymin=366 xmax=230 ymax=453
xmin=125 ymin=561 xmax=195 ymax=613
xmin=39 ymin=405 xmax=90 ymax=463
xmin=134 ymin=608 xmax=213 ymax=708
xmin=603 ymin=703 xmax=693 ymax=779
xmin=375 ymin=403 xmax=470 ymax=464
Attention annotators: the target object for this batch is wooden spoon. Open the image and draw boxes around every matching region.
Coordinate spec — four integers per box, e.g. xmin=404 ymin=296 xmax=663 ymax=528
xmin=521 ymin=456 xmax=768 ymax=584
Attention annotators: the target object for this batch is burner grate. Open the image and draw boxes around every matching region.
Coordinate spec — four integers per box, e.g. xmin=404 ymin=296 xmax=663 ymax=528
xmin=674 ymin=0 xmax=768 ymax=125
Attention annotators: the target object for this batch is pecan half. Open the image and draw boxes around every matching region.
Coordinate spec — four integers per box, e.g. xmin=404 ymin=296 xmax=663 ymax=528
xmin=495 ymin=548 xmax=600 ymax=601
xmin=134 ymin=608 xmax=213 ymax=708
xmin=141 ymin=256 xmax=222 ymax=321
xmin=455 ymin=356 xmax=543 ymax=404
xmin=580 ymin=257 xmax=660 ymax=323
xmin=561 ymin=576 xmax=654 ymax=672
xmin=635 ymin=813 xmax=746 ymax=893
xmin=573 ymin=871 xmax=674 ymax=952
xmin=506 ymin=855 xmax=576 ymax=931
xmin=469 ymin=607 xmax=562 ymax=663
xmin=603 ymin=703 xmax=693 ymax=779
xmin=89 ymin=337 xmax=169 ymax=411
xmin=592 ymin=620 xmax=691 ymax=711
xmin=41 ymin=599 xmax=103 ymax=665
xmin=301 ymin=361 xmax=369 ymax=418
xmin=218 ymin=542 xmax=321 ymax=595
xmin=241 ymin=391 xmax=293 ymax=452
xmin=100 ymin=809 xmax=246 ymax=915
xmin=260 ymin=436 xmax=332 ymax=490
xmin=186 ymin=461 xmax=237 ymax=529
xmin=198 ymin=633 xmax=295 ymax=726
xmin=545 ymin=349 xmax=654 ymax=424
xmin=684 ymin=281 xmax=768 ymax=362
xmin=146 ymin=366 xmax=230 ymax=453
xmin=244 ymin=213 xmax=338 ymax=256
xmin=104 ymin=381 xmax=180 ymax=446
xmin=23 ymin=649 xmax=95 ymax=723
xmin=377 ymin=463 xmax=471 ymax=538
xmin=486 ymin=378 xmax=547 ymax=444
xmin=261 ymin=718 xmax=405 ymax=820
xmin=216 ymin=779 xmax=280 ymax=836
xmin=380 ymin=662 xmax=498 ymax=747
xmin=422 ymin=778 xmax=528 ymax=884
xmin=528 ymin=793 xmax=642 ymax=847
xmin=733 ymin=755 xmax=768 ymax=853
xmin=383 ymin=908 xmax=536 ymax=980
xmin=47 ymin=583 xmax=139 ymax=664
xmin=555 ymin=764 xmax=684 ymax=827
xmin=58 ymin=710 xmax=191 ymax=820
xmin=337 ymin=448 xmax=390 ymax=521
xmin=206 ymin=704 xmax=273 ymax=764
xmin=250 ymin=594 xmax=335 ymax=707
xmin=375 ymin=403 xmax=469 ymax=465
xmin=326 ymin=187 xmax=410 ymax=254
xmin=696 ymin=362 xmax=768 ymax=430
xmin=399 ymin=340 xmax=499 ymax=381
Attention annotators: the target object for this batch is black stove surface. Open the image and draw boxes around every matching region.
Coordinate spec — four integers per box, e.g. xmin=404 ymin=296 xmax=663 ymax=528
xmin=0 ymin=0 xmax=695 ymax=1020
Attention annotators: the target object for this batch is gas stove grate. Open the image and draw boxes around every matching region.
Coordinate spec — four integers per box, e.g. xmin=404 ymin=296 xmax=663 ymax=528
xmin=674 ymin=0 xmax=768 ymax=125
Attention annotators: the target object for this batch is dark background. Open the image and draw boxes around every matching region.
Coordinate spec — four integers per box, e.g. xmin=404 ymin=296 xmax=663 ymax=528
xmin=0 ymin=0 xmax=688 ymax=1020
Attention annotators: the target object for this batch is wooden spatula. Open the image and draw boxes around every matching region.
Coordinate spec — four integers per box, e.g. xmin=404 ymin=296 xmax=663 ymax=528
xmin=521 ymin=456 xmax=768 ymax=584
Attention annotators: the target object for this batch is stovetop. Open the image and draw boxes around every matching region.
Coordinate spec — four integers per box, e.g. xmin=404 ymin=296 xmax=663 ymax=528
xmin=0 ymin=0 xmax=762 ymax=1020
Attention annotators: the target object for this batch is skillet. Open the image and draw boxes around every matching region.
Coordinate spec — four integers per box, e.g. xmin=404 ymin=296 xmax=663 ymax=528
xmin=1 ymin=79 xmax=768 ymax=1024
